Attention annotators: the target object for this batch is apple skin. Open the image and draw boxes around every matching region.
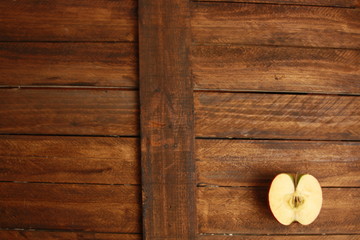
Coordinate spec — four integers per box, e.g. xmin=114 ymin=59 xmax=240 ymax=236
xmin=268 ymin=173 xmax=322 ymax=226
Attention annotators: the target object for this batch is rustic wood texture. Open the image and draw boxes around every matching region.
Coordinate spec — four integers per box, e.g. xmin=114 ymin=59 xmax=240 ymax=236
xmin=197 ymin=187 xmax=360 ymax=234
xmin=0 ymin=43 xmax=137 ymax=87
xmin=0 ymin=135 xmax=139 ymax=184
xmin=0 ymin=231 xmax=141 ymax=240
xmin=191 ymin=2 xmax=360 ymax=48
xmin=196 ymin=139 xmax=360 ymax=187
xmin=0 ymin=0 xmax=137 ymax=41
xmin=0 ymin=89 xmax=139 ymax=135
xmin=139 ymin=0 xmax=195 ymax=239
xmin=197 ymin=235 xmax=360 ymax=240
xmin=192 ymin=45 xmax=360 ymax=94
xmin=192 ymin=0 xmax=360 ymax=8
xmin=0 ymin=183 xmax=141 ymax=233
xmin=195 ymin=92 xmax=360 ymax=140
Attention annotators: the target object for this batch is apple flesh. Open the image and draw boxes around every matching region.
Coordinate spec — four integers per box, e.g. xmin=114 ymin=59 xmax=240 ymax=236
xmin=268 ymin=173 xmax=322 ymax=225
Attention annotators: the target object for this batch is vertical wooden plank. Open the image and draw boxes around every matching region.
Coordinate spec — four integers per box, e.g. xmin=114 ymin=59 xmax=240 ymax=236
xmin=139 ymin=0 xmax=195 ymax=240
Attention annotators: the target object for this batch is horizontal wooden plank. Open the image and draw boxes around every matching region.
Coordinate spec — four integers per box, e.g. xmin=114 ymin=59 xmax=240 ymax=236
xmin=191 ymin=2 xmax=360 ymax=48
xmin=198 ymin=235 xmax=360 ymax=240
xmin=0 ymin=183 xmax=141 ymax=233
xmin=0 ymin=89 xmax=139 ymax=135
xmin=0 ymin=0 xmax=137 ymax=41
xmin=192 ymin=45 xmax=360 ymax=94
xmin=0 ymin=43 xmax=137 ymax=87
xmin=197 ymin=187 xmax=360 ymax=234
xmin=0 ymin=231 xmax=141 ymax=240
xmin=195 ymin=92 xmax=360 ymax=140
xmin=192 ymin=0 xmax=360 ymax=8
xmin=196 ymin=139 xmax=360 ymax=187
xmin=0 ymin=135 xmax=140 ymax=184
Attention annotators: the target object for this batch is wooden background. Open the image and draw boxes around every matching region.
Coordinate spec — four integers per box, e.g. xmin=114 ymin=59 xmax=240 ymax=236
xmin=0 ymin=0 xmax=359 ymax=239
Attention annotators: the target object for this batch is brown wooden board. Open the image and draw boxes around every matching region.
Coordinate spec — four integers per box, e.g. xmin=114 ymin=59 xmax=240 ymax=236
xmin=0 ymin=89 xmax=139 ymax=135
xmin=0 ymin=135 xmax=139 ymax=184
xmin=198 ymin=235 xmax=360 ymax=240
xmin=139 ymin=0 xmax=196 ymax=239
xmin=0 ymin=43 xmax=137 ymax=87
xmin=196 ymin=139 xmax=360 ymax=187
xmin=0 ymin=0 xmax=137 ymax=41
xmin=192 ymin=45 xmax=360 ymax=94
xmin=191 ymin=2 xmax=360 ymax=48
xmin=192 ymin=0 xmax=360 ymax=8
xmin=0 ymin=183 xmax=141 ymax=233
xmin=197 ymin=187 xmax=360 ymax=234
xmin=195 ymin=92 xmax=360 ymax=140
xmin=0 ymin=231 xmax=142 ymax=240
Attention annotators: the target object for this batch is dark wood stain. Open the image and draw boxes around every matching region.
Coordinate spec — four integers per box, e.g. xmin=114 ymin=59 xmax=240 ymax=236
xmin=196 ymin=139 xmax=360 ymax=187
xmin=0 ymin=183 xmax=141 ymax=233
xmin=0 ymin=43 xmax=138 ymax=87
xmin=139 ymin=0 xmax=196 ymax=239
xmin=0 ymin=89 xmax=139 ymax=136
xmin=0 ymin=135 xmax=140 ymax=184
xmin=197 ymin=235 xmax=360 ymax=240
xmin=0 ymin=0 xmax=137 ymax=41
xmin=192 ymin=45 xmax=360 ymax=94
xmin=195 ymin=92 xmax=360 ymax=140
xmin=197 ymin=187 xmax=360 ymax=234
xmin=191 ymin=2 xmax=360 ymax=48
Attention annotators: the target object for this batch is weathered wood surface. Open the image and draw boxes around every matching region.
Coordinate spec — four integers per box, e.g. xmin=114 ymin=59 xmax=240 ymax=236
xmin=0 ymin=43 xmax=137 ymax=87
xmin=0 ymin=135 xmax=139 ymax=184
xmin=191 ymin=2 xmax=360 ymax=48
xmin=139 ymin=0 xmax=196 ymax=239
xmin=197 ymin=187 xmax=360 ymax=234
xmin=195 ymin=92 xmax=360 ymax=140
xmin=0 ymin=231 xmax=141 ymax=240
xmin=197 ymin=235 xmax=360 ymax=240
xmin=196 ymin=139 xmax=360 ymax=187
xmin=192 ymin=0 xmax=360 ymax=8
xmin=192 ymin=45 xmax=360 ymax=94
xmin=0 ymin=0 xmax=137 ymax=41
xmin=0 ymin=89 xmax=139 ymax=135
xmin=0 ymin=183 xmax=141 ymax=233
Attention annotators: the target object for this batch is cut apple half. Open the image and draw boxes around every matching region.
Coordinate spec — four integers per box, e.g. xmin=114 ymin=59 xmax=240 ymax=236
xmin=268 ymin=173 xmax=322 ymax=225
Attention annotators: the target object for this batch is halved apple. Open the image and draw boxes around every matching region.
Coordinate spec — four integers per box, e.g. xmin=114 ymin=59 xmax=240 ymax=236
xmin=268 ymin=173 xmax=322 ymax=225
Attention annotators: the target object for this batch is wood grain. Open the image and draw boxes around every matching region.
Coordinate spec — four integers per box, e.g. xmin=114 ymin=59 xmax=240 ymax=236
xmin=197 ymin=187 xmax=360 ymax=234
xmin=192 ymin=45 xmax=360 ymax=94
xmin=0 ymin=0 xmax=137 ymax=41
xmin=0 ymin=183 xmax=141 ymax=233
xmin=197 ymin=235 xmax=360 ymax=240
xmin=0 ymin=43 xmax=137 ymax=87
xmin=0 ymin=231 xmax=141 ymax=240
xmin=195 ymin=92 xmax=360 ymax=140
xmin=191 ymin=2 xmax=360 ymax=48
xmin=0 ymin=89 xmax=139 ymax=135
xmin=196 ymin=139 xmax=360 ymax=187
xmin=192 ymin=0 xmax=360 ymax=8
xmin=0 ymin=135 xmax=139 ymax=184
xmin=139 ymin=0 xmax=196 ymax=239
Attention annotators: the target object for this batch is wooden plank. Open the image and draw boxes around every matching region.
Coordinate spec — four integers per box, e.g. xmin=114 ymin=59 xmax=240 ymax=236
xmin=139 ymin=0 xmax=196 ymax=239
xmin=0 ymin=135 xmax=139 ymax=184
xmin=192 ymin=0 xmax=360 ymax=8
xmin=197 ymin=187 xmax=360 ymax=234
xmin=0 ymin=231 xmax=142 ymax=240
xmin=0 ymin=0 xmax=137 ymax=41
xmin=0 ymin=43 xmax=137 ymax=87
xmin=196 ymin=139 xmax=360 ymax=187
xmin=191 ymin=2 xmax=360 ymax=48
xmin=0 ymin=89 xmax=139 ymax=135
xmin=0 ymin=183 xmax=141 ymax=233
xmin=198 ymin=235 xmax=360 ymax=240
xmin=195 ymin=92 xmax=360 ymax=140
xmin=192 ymin=45 xmax=360 ymax=94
